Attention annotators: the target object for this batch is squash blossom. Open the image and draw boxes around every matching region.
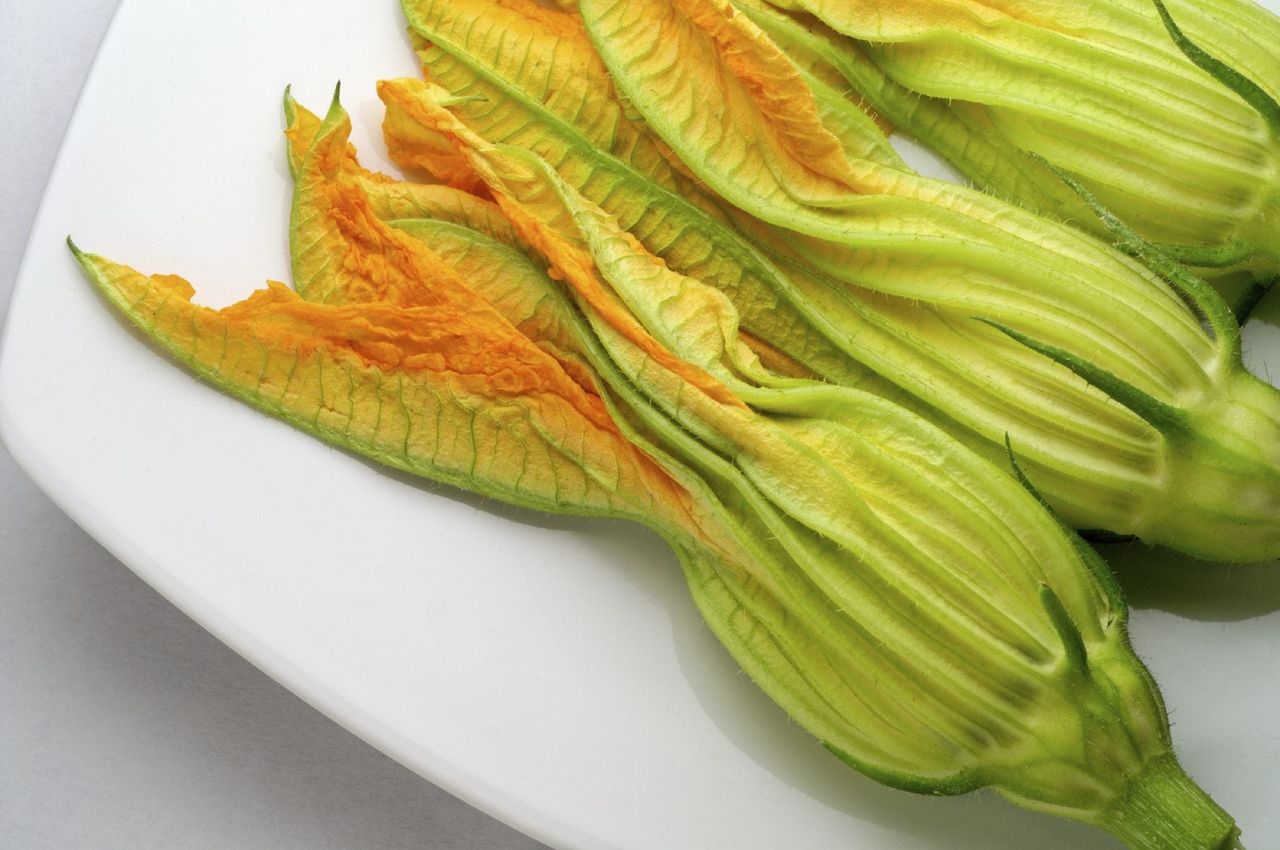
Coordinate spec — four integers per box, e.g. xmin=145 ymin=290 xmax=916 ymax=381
xmin=737 ymin=0 xmax=1280 ymax=304
xmin=396 ymin=0 xmax=1280 ymax=561
xmin=76 ymin=90 xmax=1242 ymax=849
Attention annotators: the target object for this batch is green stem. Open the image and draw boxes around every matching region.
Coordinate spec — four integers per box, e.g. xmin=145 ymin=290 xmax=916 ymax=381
xmin=1150 ymin=0 xmax=1280 ymax=139
xmin=973 ymin=317 xmax=1190 ymax=435
xmin=1030 ymin=156 xmax=1243 ymax=365
xmin=1098 ymin=754 xmax=1238 ymax=850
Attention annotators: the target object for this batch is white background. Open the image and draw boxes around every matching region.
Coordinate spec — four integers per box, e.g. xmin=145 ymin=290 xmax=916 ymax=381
xmin=0 ymin=3 xmax=544 ymax=847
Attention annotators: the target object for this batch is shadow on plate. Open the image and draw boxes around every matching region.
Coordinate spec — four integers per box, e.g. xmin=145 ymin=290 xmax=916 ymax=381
xmin=1097 ymin=540 xmax=1280 ymax=622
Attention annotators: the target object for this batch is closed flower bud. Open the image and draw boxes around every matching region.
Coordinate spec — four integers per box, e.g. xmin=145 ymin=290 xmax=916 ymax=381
xmin=741 ymin=0 xmax=1280 ymax=302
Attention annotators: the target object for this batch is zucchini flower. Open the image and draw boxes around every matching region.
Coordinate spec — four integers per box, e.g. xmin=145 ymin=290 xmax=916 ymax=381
xmin=394 ymin=0 xmax=1280 ymax=561
xmin=77 ymin=90 xmax=1240 ymax=849
xmin=738 ymin=0 xmax=1280 ymax=304
xmin=398 ymin=90 xmax=1242 ymax=846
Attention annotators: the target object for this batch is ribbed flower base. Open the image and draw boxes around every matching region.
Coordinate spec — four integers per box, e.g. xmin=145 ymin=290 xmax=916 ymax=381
xmin=1100 ymin=754 xmax=1239 ymax=850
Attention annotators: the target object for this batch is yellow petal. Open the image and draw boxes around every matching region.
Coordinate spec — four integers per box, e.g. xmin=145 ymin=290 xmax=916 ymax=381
xmin=75 ymin=245 xmax=700 ymax=529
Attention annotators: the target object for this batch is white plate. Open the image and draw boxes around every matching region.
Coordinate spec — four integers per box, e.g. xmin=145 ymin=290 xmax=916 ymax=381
xmin=2 ymin=1 xmax=1278 ymax=848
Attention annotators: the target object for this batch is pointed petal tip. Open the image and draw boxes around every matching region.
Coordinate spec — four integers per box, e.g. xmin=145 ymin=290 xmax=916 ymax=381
xmin=283 ymin=84 xmax=297 ymax=123
xmin=318 ymin=81 xmax=347 ymax=127
xmin=65 ymin=236 xmax=90 ymax=268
